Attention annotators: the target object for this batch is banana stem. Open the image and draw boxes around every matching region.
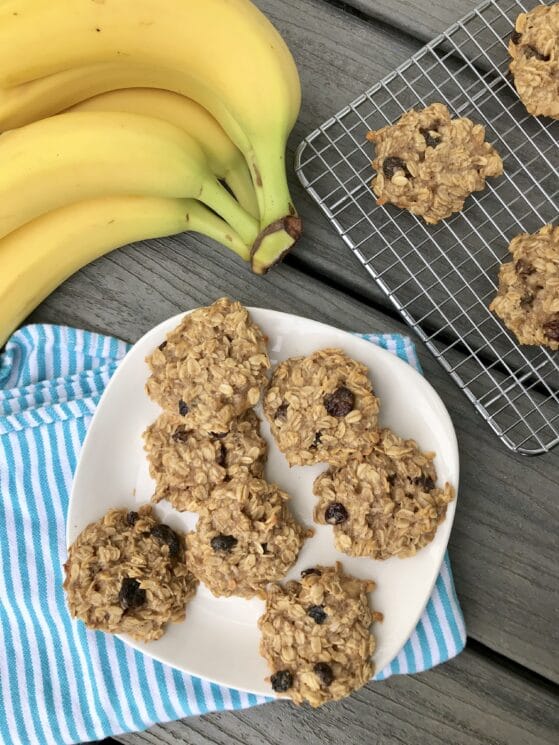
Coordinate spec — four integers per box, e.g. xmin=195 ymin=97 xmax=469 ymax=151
xmin=224 ymin=163 xmax=259 ymax=220
xmin=200 ymin=177 xmax=259 ymax=247
xmin=247 ymin=140 xmax=302 ymax=273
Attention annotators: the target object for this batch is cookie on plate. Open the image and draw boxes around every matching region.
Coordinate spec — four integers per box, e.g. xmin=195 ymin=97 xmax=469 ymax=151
xmin=63 ymin=505 xmax=197 ymax=642
xmin=263 ymin=348 xmax=380 ymax=467
xmin=143 ymin=409 xmax=267 ymax=512
xmin=145 ymin=298 xmax=270 ymax=433
xmin=313 ymin=428 xmax=455 ymax=560
xmin=366 ymin=102 xmax=503 ymax=224
xmin=508 ymin=4 xmax=559 ymax=119
xmin=490 ymin=224 xmax=559 ymax=349
xmin=258 ymin=563 xmax=382 ymax=706
xmin=186 ymin=478 xmax=313 ymax=598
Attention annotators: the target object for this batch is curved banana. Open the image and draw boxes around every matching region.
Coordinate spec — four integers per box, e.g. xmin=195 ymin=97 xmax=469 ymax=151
xmin=0 ymin=0 xmax=303 ymax=272
xmin=0 ymin=110 xmax=258 ymax=245
xmin=69 ymin=89 xmax=259 ymax=219
xmin=0 ymin=195 xmax=250 ymax=348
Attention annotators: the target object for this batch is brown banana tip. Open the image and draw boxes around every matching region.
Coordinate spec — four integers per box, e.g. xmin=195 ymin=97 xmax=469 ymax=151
xmin=250 ymin=215 xmax=303 ymax=259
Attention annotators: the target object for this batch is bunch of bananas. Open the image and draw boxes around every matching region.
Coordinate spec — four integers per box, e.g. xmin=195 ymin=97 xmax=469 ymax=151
xmin=0 ymin=0 xmax=302 ymax=346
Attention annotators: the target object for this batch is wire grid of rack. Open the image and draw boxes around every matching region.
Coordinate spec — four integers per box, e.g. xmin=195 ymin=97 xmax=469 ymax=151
xmin=295 ymin=0 xmax=559 ymax=455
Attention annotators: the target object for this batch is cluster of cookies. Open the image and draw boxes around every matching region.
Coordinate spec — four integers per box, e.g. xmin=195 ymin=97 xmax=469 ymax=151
xmin=64 ymin=298 xmax=455 ymax=706
xmin=366 ymin=5 xmax=558 ymax=350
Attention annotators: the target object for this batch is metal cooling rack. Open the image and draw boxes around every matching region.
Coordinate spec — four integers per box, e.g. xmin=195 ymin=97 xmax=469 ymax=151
xmin=295 ymin=0 xmax=559 ymax=455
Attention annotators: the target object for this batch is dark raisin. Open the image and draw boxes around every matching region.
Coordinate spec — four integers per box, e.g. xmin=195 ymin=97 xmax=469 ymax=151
xmin=515 ymin=258 xmax=535 ymax=277
xmin=524 ymin=45 xmax=549 ymax=61
xmin=126 ymin=511 xmax=139 ymax=526
xmin=510 ymin=30 xmax=522 ymax=45
xmin=211 ymin=534 xmax=238 ymax=552
xmin=387 ymin=473 xmax=397 ymax=486
xmin=325 ymin=502 xmax=348 ymax=525
xmin=275 ymin=401 xmax=289 ymax=420
xmin=150 ymin=524 xmax=181 ymax=558
xmin=210 ymin=431 xmax=227 ymax=440
xmin=419 ymin=127 xmax=441 ymax=148
xmin=119 ymin=578 xmax=146 ymax=611
xmin=261 ymin=542 xmax=268 ymax=554
xmin=543 ymin=317 xmax=559 ymax=342
xmin=307 ymin=605 xmax=327 ymax=624
xmin=383 ymin=156 xmax=411 ymax=179
xmin=520 ymin=292 xmax=534 ymax=308
xmin=172 ymin=426 xmax=190 ymax=443
xmin=158 ymin=341 xmax=167 ymax=351
xmin=415 ymin=474 xmax=436 ymax=491
xmin=301 ymin=567 xmax=321 ymax=578
xmin=178 ymin=399 xmax=189 ymax=416
xmin=314 ymin=662 xmax=334 ymax=687
xmin=324 ymin=386 xmax=354 ymax=417
xmin=271 ymin=670 xmax=293 ymax=692
xmin=216 ymin=443 xmax=227 ymax=467
xmin=309 ymin=431 xmax=322 ymax=450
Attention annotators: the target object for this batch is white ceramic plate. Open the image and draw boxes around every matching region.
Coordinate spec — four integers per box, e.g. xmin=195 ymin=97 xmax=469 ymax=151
xmin=68 ymin=308 xmax=459 ymax=696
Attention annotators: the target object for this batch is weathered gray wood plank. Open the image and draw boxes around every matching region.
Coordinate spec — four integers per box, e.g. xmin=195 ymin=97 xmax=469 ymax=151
xmin=338 ymin=0 xmax=481 ymax=41
xmin=30 ymin=232 xmax=559 ymax=682
xmin=114 ymin=646 xmax=559 ymax=745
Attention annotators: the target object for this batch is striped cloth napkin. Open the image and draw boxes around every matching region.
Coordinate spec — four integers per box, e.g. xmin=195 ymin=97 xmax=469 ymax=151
xmin=0 ymin=324 xmax=466 ymax=745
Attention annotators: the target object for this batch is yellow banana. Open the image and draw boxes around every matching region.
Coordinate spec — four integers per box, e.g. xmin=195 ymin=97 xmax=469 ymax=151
xmin=69 ymin=89 xmax=259 ymax=219
xmin=0 ymin=195 xmax=250 ymax=348
xmin=0 ymin=0 xmax=302 ymax=272
xmin=0 ymin=110 xmax=258 ymax=246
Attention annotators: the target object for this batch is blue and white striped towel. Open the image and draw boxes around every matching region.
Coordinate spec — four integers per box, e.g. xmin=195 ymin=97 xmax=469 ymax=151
xmin=0 ymin=324 xmax=466 ymax=745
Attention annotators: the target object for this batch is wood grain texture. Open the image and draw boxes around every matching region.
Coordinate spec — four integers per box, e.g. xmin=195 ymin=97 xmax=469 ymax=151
xmin=114 ymin=646 xmax=559 ymax=745
xmin=336 ymin=0 xmax=481 ymax=41
xmin=30 ymin=234 xmax=559 ymax=681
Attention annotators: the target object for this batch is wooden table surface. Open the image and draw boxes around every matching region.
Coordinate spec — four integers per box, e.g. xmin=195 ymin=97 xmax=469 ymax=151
xmin=27 ymin=1 xmax=558 ymax=743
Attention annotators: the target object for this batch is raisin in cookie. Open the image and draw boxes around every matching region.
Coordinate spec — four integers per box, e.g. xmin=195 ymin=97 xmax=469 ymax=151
xmin=263 ymin=349 xmax=380 ymax=467
xmin=145 ymin=298 xmax=270 ymax=433
xmin=258 ymin=563 xmax=382 ymax=706
xmin=186 ymin=478 xmax=313 ymax=598
xmin=509 ymin=4 xmax=559 ymax=119
xmin=143 ymin=409 xmax=267 ymax=512
xmin=366 ymin=102 xmax=503 ymax=224
xmin=64 ymin=505 xmax=197 ymax=642
xmin=313 ymin=429 xmax=455 ymax=560
xmin=490 ymin=224 xmax=559 ymax=349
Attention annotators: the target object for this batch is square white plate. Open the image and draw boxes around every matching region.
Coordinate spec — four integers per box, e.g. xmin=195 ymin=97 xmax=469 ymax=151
xmin=68 ymin=307 xmax=459 ymax=696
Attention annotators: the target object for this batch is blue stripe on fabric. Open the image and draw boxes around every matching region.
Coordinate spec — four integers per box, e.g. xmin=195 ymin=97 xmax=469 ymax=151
xmin=43 ymin=422 xmax=96 ymax=739
xmin=415 ymin=616 xmax=433 ymax=672
xmin=439 ymin=563 xmax=466 ymax=655
xmin=153 ymin=662 xmax=178 ymax=721
xmin=172 ymin=669 xmax=192 ymax=717
xmin=1 ymin=435 xmax=52 ymax=744
xmin=27 ymin=425 xmax=81 ymax=743
xmin=95 ymin=633 xmax=129 ymax=733
xmin=135 ymin=654 xmax=159 ymax=725
xmin=191 ymin=676 xmax=209 ymax=714
xmin=113 ymin=641 xmax=146 ymax=732
xmin=427 ymin=585 xmax=448 ymax=663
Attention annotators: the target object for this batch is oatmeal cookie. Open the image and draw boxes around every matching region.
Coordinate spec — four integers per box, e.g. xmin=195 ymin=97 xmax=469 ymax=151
xmin=186 ymin=478 xmax=313 ymax=598
xmin=64 ymin=505 xmax=197 ymax=642
xmin=263 ymin=349 xmax=380 ymax=467
xmin=143 ymin=409 xmax=267 ymax=512
xmin=313 ymin=429 xmax=455 ymax=560
xmin=366 ymin=102 xmax=503 ymax=224
xmin=509 ymin=4 xmax=559 ymax=119
xmin=490 ymin=224 xmax=559 ymax=349
xmin=145 ymin=298 xmax=270 ymax=433
xmin=258 ymin=563 xmax=382 ymax=706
